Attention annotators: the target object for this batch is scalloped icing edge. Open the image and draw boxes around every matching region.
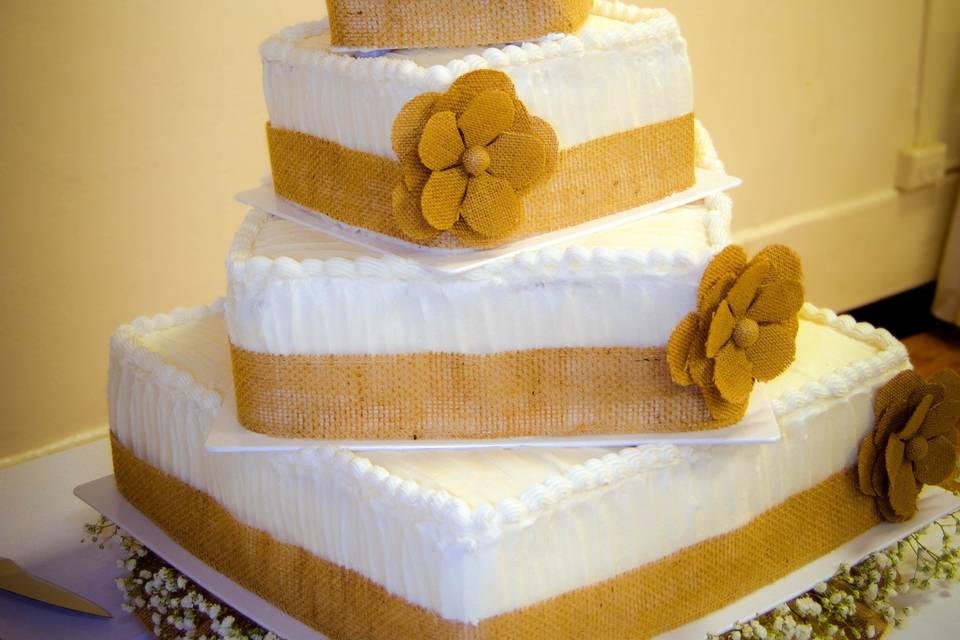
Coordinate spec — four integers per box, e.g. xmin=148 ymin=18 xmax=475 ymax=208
xmin=259 ymin=1 xmax=683 ymax=93
xmin=110 ymin=299 xmax=910 ymax=541
xmin=227 ymin=119 xmax=730 ymax=285
xmin=110 ymin=300 xmax=225 ymax=417
xmin=774 ymin=303 xmax=910 ymax=418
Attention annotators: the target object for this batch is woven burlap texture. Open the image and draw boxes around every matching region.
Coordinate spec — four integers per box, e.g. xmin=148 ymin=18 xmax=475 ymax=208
xmin=858 ymin=369 xmax=960 ymax=522
xmin=326 ymin=0 xmax=593 ymax=50
xmin=230 ymin=344 xmax=731 ymax=440
xmin=667 ymin=245 xmax=804 ymax=423
xmin=267 ymin=112 xmax=695 ymax=249
xmin=111 ymin=435 xmax=881 ymax=640
xmin=391 ymin=70 xmax=557 ymax=245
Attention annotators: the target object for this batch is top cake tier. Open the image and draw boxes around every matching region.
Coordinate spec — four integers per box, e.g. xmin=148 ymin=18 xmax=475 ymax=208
xmin=325 ymin=0 xmax=594 ymax=50
xmin=261 ymin=2 xmax=696 ymax=249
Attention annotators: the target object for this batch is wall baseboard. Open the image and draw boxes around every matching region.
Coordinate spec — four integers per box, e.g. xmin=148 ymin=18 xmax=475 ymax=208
xmin=0 ymin=424 xmax=109 ymax=470
xmin=734 ymin=174 xmax=958 ymax=312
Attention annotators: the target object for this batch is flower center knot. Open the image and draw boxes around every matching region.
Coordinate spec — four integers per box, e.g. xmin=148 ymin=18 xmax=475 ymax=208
xmin=905 ymin=436 xmax=928 ymax=462
xmin=732 ymin=317 xmax=759 ymax=348
xmin=462 ymin=145 xmax=491 ymax=176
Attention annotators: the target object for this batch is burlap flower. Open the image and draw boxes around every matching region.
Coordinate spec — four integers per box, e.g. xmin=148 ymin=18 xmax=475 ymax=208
xmin=390 ymin=69 xmax=558 ymax=246
xmin=667 ymin=245 xmax=804 ymax=422
xmin=857 ymin=369 xmax=960 ymax=522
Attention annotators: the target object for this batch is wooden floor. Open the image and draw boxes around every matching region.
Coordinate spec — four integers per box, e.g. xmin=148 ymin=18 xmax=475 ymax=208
xmin=903 ymin=323 xmax=960 ymax=377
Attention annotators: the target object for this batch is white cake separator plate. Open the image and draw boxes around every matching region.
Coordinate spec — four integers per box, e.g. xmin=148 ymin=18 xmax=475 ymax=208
xmin=235 ymin=168 xmax=741 ymax=275
xmin=204 ymin=384 xmax=780 ymax=453
xmin=74 ymin=476 xmax=960 ymax=640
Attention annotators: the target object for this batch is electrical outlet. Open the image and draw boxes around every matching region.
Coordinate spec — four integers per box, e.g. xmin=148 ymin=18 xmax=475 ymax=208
xmin=895 ymin=142 xmax=947 ymax=191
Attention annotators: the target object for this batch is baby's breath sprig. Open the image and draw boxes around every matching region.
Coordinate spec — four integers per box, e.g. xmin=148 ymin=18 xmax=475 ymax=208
xmin=86 ymin=518 xmax=280 ymax=640
xmin=81 ymin=514 xmax=118 ymax=549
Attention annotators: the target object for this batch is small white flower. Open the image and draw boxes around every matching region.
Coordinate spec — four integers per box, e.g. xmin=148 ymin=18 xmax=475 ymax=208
xmin=814 ymin=582 xmax=827 ymax=594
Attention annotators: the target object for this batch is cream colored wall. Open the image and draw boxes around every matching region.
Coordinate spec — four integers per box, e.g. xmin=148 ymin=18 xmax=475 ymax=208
xmin=0 ymin=1 xmax=957 ymax=462
xmin=660 ymin=0 xmax=959 ymax=310
xmin=0 ymin=1 xmax=315 ymax=464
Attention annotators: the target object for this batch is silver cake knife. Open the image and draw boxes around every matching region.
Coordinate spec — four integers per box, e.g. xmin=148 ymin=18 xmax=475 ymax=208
xmin=0 ymin=556 xmax=111 ymax=617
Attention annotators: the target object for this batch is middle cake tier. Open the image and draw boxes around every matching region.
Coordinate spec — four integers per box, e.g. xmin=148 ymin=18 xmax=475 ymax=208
xmin=226 ymin=187 xmax=732 ymax=440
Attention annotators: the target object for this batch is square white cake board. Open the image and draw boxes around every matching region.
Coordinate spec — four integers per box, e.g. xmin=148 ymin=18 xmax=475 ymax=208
xmin=75 ymin=476 xmax=960 ymax=640
xmin=206 ymin=384 xmax=780 ymax=453
xmin=235 ymin=168 xmax=740 ymax=275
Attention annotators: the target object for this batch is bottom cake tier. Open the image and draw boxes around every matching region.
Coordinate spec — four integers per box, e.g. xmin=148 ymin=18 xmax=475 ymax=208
xmin=108 ymin=300 xmax=910 ymax=639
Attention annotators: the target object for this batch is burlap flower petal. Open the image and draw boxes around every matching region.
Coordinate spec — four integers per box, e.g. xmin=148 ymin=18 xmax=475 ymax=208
xmin=706 ymin=301 xmax=734 ymax=358
xmin=391 ymin=185 xmax=442 ymax=241
xmin=875 ymin=370 xmax=923 ymax=418
xmin=459 ymin=174 xmax=522 ymax=238
xmin=667 ymin=313 xmax=700 ymax=386
xmin=698 ymin=274 xmax=737 ymax=328
xmin=702 ymin=384 xmax=748 ymax=423
xmin=888 ymin=462 xmax=919 ymax=518
xmin=747 ymin=280 xmax=805 ymax=323
xmin=922 ymin=400 xmax=960 ymax=441
xmin=699 ymin=246 xmax=747 ymax=309
xmin=530 ymin=116 xmax=558 ymax=178
xmin=885 ymin=435 xmax=905 ymax=483
xmin=418 ymin=112 xmax=465 ymax=171
xmin=433 ymin=69 xmax=517 ymax=115
xmin=878 ymin=495 xmax=910 ymax=523
xmin=392 ymin=92 xmax=439 ymax=159
xmin=725 ymin=260 xmax=769 ymax=317
xmin=714 ymin=344 xmax=753 ymax=405
xmin=933 ymin=369 xmax=960 ymax=398
xmin=420 ymin=167 xmax=468 ymax=230
xmin=870 ymin=453 xmax=887 ymax=497
xmin=900 ymin=393 xmax=935 ymax=440
xmin=858 ymin=437 xmax=880 ymax=497
xmin=447 ymin=219 xmax=487 ymax=247
xmin=458 ymin=90 xmax=515 ymax=148
xmin=907 ymin=383 xmax=946 ymax=412
xmin=688 ymin=345 xmax=713 ymax=389
xmin=402 ymin=154 xmax=430 ymax=192
xmin=487 ymin=132 xmax=547 ymax=191
xmin=745 ymin=323 xmax=796 ymax=381
xmin=754 ymin=245 xmax=803 ymax=286
xmin=914 ymin=435 xmax=957 ymax=485
xmin=874 ymin=399 xmax=912 ymax=445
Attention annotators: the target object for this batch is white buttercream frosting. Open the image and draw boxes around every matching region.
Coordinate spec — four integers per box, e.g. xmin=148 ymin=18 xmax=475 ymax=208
xmin=261 ymin=2 xmax=693 ymax=156
xmin=225 ymin=192 xmax=730 ymax=355
xmin=109 ymin=302 xmax=908 ymax=623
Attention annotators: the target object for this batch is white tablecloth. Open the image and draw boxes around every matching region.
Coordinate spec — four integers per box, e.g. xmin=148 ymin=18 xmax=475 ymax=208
xmin=0 ymin=438 xmax=957 ymax=639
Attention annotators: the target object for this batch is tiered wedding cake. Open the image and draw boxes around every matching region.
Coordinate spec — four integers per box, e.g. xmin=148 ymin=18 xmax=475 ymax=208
xmin=107 ymin=2 xmax=959 ymax=639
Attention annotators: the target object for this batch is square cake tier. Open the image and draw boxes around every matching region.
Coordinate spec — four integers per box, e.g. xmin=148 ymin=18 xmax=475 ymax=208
xmin=109 ymin=301 xmax=908 ymax=638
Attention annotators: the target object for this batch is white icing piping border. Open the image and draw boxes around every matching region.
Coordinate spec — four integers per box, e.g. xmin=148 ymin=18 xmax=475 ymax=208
xmin=110 ymin=301 xmax=225 ymax=417
xmin=113 ymin=299 xmax=908 ymax=536
xmin=260 ymin=1 xmax=682 ymax=92
xmin=773 ymin=303 xmax=910 ymax=418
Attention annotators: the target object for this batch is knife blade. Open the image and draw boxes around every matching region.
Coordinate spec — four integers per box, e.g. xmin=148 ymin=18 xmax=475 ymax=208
xmin=0 ymin=557 xmax=111 ymax=618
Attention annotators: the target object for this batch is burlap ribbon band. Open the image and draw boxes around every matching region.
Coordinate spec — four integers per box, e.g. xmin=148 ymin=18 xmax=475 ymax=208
xmin=267 ymin=113 xmax=695 ymax=249
xmin=326 ymin=0 xmax=594 ymax=50
xmin=111 ymin=435 xmax=882 ymax=639
xmin=230 ymin=343 xmax=736 ymax=440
